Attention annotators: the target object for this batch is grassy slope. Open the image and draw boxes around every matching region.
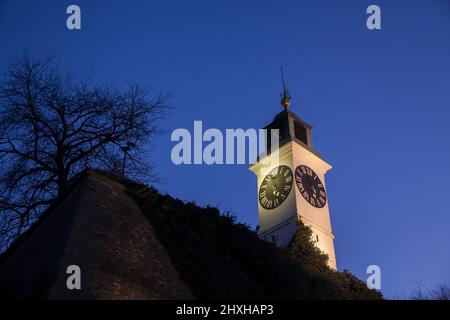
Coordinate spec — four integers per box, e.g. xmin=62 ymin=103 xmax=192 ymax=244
xmin=126 ymin=182 xmax=382 ymax=300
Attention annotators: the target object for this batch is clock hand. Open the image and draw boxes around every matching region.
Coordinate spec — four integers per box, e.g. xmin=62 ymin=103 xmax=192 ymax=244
xmin=270 ymin=176 xmax=277 ymax=193
xmin=272 ymin=184 xmax=281 ymax=197
xmin=311 ymin=184 xmax=318 ymax=198
xmin=311 ymin=180 xmax=317 ymax=199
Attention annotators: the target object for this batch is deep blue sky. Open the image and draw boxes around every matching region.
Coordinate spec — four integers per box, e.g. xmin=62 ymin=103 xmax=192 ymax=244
xmin=1 ymin=0 xmax=449 ymax=298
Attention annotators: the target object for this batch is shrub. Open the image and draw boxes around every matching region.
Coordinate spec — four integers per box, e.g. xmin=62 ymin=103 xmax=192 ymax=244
xmin=126 ymin=182 xmax=382 ymax=300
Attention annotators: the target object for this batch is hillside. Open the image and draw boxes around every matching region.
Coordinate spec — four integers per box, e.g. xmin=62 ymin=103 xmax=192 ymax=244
xmin=126 ymin=180 xmax=382 ymax=300
xmin=0 ymin=170 xmax=382 ymax=299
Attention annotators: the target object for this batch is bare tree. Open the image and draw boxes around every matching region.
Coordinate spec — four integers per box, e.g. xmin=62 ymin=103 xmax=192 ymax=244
xmin=0 ymin=54 xmax=170 ymax=251
xmin=409 ymin=285 xmax=450 ymax=300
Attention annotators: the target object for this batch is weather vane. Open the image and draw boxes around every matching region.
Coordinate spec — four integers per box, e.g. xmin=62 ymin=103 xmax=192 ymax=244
xmin=280 ymin=65 xmax=291 ymax=109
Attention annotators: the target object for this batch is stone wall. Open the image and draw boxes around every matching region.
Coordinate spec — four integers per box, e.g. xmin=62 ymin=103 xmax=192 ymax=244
xmin=0 ymin=171 xmax=193 ymax=300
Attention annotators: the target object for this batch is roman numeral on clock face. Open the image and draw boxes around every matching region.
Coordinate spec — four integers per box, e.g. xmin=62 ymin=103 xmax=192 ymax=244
xmin=270 ymin=167 xmax=278 ymax=176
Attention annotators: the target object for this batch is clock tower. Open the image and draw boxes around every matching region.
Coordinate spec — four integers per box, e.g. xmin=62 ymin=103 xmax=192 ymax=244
xmin=249 ymin=70 xmax=337 ymax=269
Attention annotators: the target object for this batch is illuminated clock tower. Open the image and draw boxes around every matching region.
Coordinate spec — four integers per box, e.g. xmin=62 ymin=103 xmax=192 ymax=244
xmin=249 ymin=70 xmax=337 ymax=269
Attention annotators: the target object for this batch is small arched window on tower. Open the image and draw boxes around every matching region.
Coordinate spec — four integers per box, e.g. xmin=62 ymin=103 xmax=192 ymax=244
xmin=294 ymin=120 xmax=309 ymax=146
xmin=315 ymin=235 xmax=319 ymax=243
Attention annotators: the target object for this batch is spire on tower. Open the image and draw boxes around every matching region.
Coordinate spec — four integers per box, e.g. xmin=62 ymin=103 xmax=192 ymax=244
xmin=280 ymin=65 xmax=291 ymax=109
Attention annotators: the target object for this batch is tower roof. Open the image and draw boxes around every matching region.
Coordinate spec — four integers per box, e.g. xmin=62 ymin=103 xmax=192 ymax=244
xmin=272 ymin=108 xmax=313 ymax=129
xmin=263 ymin=106 xmax=323 ymax=161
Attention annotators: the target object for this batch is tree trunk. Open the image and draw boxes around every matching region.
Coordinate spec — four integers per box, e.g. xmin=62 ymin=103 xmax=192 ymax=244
xmin=57 ymin=175 xmax=68 ymax=197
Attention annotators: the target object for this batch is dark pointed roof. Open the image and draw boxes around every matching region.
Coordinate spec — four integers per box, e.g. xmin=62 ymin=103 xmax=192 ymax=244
xmin=272 ymin=108 xmax=313 ymax=129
